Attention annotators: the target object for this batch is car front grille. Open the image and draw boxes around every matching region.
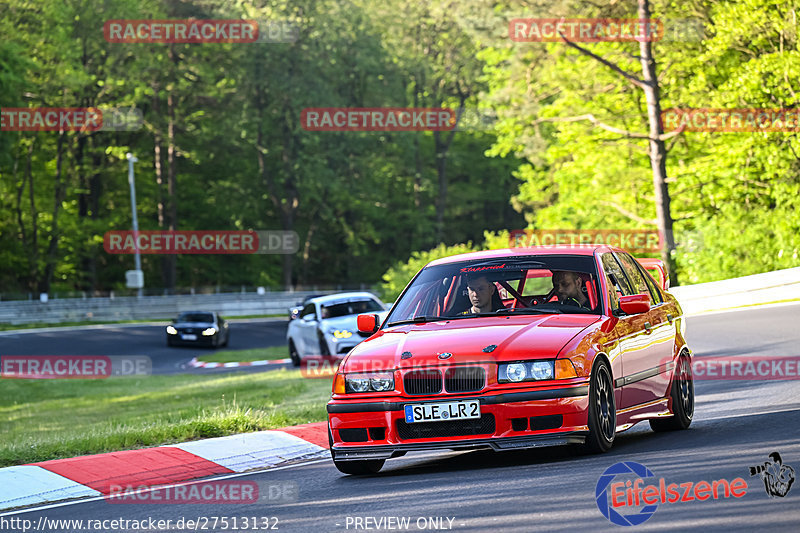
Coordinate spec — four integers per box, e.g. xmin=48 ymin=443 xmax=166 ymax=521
xmin=444 ymin=367 xmax=485 ymax=393
xmin=396 ymin=414 xmax=496 ymax=440
xmin=403 ymin=369 xmax=442 ymax=395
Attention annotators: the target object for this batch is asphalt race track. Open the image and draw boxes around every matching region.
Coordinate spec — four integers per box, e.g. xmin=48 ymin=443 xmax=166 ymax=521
xmin=4 ymin=303 xmax=800 ymax=532
xmin=0 ymin=318 xmax=291 ymax=374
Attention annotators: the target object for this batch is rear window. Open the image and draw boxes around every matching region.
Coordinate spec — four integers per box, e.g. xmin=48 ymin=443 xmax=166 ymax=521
xmin=321 ymin=299 xmax=383 ymax=318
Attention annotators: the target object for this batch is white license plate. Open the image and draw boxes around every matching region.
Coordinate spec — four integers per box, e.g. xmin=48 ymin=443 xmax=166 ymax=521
xmin=181 ymin=334 xmax=197 ymax=341
xmin=404 ymin=400 xmax=481 ymax=423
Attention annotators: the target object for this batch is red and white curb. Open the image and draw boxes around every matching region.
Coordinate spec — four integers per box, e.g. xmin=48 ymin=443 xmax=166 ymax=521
xmin=188 ymin=357 xmax=292 ymax=369
xmin=0 ymin=422 xmax=327 ymax=512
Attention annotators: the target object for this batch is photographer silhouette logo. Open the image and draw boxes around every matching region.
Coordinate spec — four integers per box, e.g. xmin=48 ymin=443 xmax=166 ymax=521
xmin=749 ymin=452 xmax=795 ymax=498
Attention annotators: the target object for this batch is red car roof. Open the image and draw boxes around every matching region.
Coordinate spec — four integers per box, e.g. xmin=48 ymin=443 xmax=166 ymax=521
xmin=427 ymin=245 xmax=623 ymax=267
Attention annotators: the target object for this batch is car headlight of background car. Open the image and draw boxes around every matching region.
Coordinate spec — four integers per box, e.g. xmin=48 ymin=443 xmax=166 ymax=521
xmin=331 ymin=329 xmax=353 ymax=339
xmin=201 ymin=327 xmax=217 ymax=336
xmin=334 ymin=372 xmax=394 ymax=393
xmin=166 ymin=326 xmax=177 ymax=335
xmin=498 ymin=359 xmax=577 ymax=383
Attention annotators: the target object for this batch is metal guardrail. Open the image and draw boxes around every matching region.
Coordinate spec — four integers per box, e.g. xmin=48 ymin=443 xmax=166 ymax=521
xmin=0 ymin=291 xmax=339 ymax=325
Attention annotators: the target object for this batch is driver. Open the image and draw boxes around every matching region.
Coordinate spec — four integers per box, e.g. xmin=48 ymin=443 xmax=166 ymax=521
xmin=551 ymin=270 xmax=589 ymax=308
xmin=458 ymin=274 xmax=505 ymax=315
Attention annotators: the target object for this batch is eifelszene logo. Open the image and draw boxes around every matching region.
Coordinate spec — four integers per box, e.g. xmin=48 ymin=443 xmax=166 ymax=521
xmin=749 ymin=452 xmax=795 ymax=498
xmin=595 ymin=461 xmax=748 ymax=526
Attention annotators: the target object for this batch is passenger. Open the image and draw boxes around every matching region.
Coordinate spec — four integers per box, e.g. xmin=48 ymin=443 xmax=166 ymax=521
xmin=459 ymin=274 xmax=505 ymax=315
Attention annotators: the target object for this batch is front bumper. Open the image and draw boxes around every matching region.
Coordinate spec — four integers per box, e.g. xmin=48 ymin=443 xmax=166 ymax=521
xmin=168 ymin=334 xmax=217 ymax=346
xmin=328 ymin=384 xmax=590 ymax=460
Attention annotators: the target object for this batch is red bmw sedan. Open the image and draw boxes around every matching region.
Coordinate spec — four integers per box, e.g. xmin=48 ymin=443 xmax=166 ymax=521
xmin=327 ymin=246 xmax=693 ymax=474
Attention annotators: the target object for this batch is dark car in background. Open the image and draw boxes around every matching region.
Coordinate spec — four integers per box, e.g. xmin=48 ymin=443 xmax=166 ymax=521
xmin=166 ymin=311 xmax=229 ymax=348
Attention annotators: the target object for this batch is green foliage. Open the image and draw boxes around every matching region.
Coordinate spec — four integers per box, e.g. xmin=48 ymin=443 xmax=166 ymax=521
xmin=379 ymin=242 xmax=477 ymax=302
xmin=2 ymin=0 xmax=799 ymax=295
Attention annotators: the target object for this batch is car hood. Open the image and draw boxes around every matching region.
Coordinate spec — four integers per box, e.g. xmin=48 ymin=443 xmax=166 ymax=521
xmin=342 ymin=314 xmax=599 ymax=371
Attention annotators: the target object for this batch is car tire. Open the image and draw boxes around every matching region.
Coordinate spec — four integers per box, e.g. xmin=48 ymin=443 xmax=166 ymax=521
xmin=289 ymin=340 xmax=301 ymax=367
xmin=650 ymin=354 xmax=694 ymax=432
xmin=583 ymin=359 xmax=616 ymax=454
xmin=167 ymin=337 xmax=174 ymax=347
xmin=222 ymin=332 xmax=229 ymax=347
xmin=329 ymin=427 xmax=384 ymax=475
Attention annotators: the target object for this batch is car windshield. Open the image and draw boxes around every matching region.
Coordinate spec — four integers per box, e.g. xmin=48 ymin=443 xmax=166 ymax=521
xmin=385 ymin=255 xmax=602 ymax=325
xmin=177 ymin=313 xmax=214 ymax=323
xmin=321 ymin=299 xmax=383 ymax=319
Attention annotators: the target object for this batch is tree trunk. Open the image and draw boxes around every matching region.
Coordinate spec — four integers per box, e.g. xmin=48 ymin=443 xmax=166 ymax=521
xmin=164 ymin=45 xmax=179 ymax=290
xmin=638 ymin=0 xmax=677 ymax=286
xmin=40 ymin=132 xmax=67 ymax=293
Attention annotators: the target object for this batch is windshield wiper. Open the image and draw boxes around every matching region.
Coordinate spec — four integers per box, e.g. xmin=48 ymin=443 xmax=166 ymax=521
xmin=385 ymin=315 xmax=447 ymax=327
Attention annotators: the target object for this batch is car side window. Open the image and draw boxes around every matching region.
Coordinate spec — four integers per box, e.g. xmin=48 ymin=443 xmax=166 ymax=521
xmin=616 ymin=253 xmax=653 ymax=300
xmin=301 ymin=303 xmax=317 ymax=319
xmin=601 ymin=253 xmax=634 ymax=297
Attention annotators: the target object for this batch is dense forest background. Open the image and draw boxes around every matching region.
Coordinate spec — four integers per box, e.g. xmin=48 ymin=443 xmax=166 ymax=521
xmin=1 ymin=0 xmax=798 ymax=298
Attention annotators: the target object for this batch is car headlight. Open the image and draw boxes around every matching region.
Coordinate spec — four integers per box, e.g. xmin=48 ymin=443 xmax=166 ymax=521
xmin=505 ymin=363 xmax=527 ymax=382
xmin=201 ymin=327 xmax=216 ymax=336
xmin=342 ymin=372 xmax=394 ymax=393
xmin=166 ymin=326 xmax=177 ymax=335
xmin=498 ymin=360 xmax=574 ymax=383
xmin=332 ymin=329 xmax=353 ymax=339
xmin=530 ymin=361 xmax=554 ymax=380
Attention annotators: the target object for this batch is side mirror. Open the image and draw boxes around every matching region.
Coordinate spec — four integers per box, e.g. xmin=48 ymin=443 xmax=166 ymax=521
xmin=619 ymin=294 xmax=651 ymax=315
xmin=357 ymin=313 xmax=380 ymax=335
xmin=302 ymin=314 xmax=315 ymax=322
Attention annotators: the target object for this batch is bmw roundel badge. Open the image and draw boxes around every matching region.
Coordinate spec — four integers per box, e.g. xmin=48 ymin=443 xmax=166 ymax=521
xmin=438 ymin=352 xmax=453 ymax=360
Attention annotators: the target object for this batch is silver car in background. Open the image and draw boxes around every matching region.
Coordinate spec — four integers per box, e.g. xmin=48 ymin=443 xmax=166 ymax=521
xmin=286 ymin=292 xmax=388 ymax=366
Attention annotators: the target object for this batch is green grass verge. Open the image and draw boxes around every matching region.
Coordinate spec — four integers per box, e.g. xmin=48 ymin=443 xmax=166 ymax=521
xmin=0 ymin=369 xmax=331 ymax=467
xmin=197 ymin=345 xmax=289 ymax=363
